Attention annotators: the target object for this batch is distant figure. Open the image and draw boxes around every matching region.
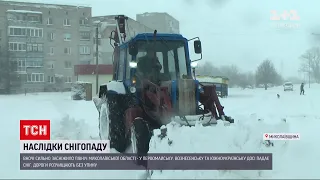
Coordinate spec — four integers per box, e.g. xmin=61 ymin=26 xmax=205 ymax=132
xmin=277 ymin=94 xmax=280 ymax=98
xmin=300 ymin=83 xmax=305 ymax=95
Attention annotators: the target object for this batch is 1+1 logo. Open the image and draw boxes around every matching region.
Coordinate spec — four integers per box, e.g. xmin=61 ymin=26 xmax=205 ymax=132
xmin=270 ymin=10 xmax=300 ymax=29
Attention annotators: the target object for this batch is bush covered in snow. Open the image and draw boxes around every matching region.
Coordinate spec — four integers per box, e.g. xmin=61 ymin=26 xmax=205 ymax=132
xmin=71 ymin=82 xmax=86 ymax=100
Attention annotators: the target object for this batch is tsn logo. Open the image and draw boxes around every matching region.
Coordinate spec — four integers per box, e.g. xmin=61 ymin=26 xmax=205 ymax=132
xmin=20 ymin=120 xmax=50 ymax=140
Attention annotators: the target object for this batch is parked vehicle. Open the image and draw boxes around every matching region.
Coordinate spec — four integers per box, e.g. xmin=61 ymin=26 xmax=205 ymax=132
xmin=283 ymin=82 xmax=293 ymax=91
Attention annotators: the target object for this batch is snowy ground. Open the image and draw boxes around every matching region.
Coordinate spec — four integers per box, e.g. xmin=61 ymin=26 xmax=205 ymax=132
xmin=1 ymin=84 xmax=319 ymax=179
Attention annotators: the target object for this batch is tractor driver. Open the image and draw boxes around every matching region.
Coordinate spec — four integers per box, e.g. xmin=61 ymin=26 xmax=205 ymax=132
xmin=137 ymin=48 xmax=162 ymax=83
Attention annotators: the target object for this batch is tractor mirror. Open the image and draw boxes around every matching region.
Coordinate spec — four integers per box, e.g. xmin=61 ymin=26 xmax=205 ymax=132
xmin=194 ymin=40 xmax=202 ymax=54
xmin=129 ymin=42 xmax=138 ymax=56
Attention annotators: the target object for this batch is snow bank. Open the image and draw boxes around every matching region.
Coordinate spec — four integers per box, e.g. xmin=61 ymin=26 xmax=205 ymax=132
xmin=149 ymin=118 xmax=289 ymax=179
xmin=51 ymin=115 xmax=99 ymax=140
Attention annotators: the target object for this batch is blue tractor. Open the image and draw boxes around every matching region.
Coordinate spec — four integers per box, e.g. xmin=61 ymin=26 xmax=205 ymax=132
xmin=94 ymin=15 xmax=234 ymax=167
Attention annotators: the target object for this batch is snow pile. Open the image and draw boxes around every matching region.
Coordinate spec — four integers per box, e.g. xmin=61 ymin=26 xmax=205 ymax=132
xmin=51 ymin=115 xmax=98 ymax=140
xmin=146 ymin=85 xmax=320 ymax=179
xmin=149 ymin=118 xmax=289 ymax=179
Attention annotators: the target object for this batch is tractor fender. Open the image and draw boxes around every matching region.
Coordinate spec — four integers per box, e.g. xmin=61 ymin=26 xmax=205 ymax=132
xmin=99 ymin=81 xmax=126 ymax=98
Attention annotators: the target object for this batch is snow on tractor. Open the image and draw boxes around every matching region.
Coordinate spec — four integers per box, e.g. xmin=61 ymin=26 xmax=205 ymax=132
xmin=94 ymin=15 xmax=234 ymax=165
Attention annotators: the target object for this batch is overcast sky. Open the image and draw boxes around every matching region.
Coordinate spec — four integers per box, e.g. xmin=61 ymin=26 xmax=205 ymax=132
xmin=9 ymin=0 xmax=320 ymax=77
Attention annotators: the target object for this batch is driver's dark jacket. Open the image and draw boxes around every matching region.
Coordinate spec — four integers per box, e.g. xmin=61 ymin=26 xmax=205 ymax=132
xmin=137 ymin=55 xmax=161 ymax=76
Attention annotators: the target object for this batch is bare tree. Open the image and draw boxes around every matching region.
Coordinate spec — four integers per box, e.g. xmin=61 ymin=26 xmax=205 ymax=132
xmin=299 ymin=47 xmax=320 ymax=84
xmin=196 ymin=61 xmax=221 ymax=76
xmin=219 ymin=65 xmax=240 ymax=87
xmin=237 ymin=72 xmax=255 ymax=89
xmin=197 ymin=62 xmax=257 ymax=88
xmin=255 ymin=59 xmax=281 ymax=90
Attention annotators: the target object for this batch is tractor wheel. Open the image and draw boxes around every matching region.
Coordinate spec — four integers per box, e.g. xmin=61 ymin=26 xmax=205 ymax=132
xmin=131 ymin=117 xmax=152 ymax=168
xmin=99 ymin=94 xmax=128 ymax=153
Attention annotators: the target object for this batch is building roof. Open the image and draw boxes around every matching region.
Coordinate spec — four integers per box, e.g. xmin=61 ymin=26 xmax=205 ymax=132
xmin=0 ymin=0 xmax=90 ymax=9
xmin=74 ymin=64 xmax=113 ymax=75
xmin=7 ymin=9 xmax=42 ymax=14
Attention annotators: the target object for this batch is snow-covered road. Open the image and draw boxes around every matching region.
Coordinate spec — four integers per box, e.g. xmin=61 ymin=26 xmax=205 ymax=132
xmin=1 ymin=84 xmax=319 ymax=179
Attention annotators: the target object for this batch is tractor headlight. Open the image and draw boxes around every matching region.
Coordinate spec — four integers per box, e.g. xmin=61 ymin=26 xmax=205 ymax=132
xmin=129 ymin=61 xmax=137 ymax=68
xmin=132 ymin=76 xmax=136 ymax=84
xmin=130 ymin=86 xmax=136 ymax=93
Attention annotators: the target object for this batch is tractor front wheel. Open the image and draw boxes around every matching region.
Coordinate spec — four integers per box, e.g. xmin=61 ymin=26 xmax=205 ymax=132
xmin=99 ymin=94 xmax=128 ymax=153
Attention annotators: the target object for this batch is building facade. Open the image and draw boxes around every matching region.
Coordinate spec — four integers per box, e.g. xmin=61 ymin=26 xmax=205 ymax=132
xmin=0 ymin=0 xmax=93 ymax=93
xmin=136 ymin=12 xmax=180 ymax=34
xmin=91 ymin=15 xmax=153 ymax=65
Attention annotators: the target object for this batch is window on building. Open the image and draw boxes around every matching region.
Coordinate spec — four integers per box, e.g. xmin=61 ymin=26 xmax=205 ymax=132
xmin=65 ymin=76 xmax=72 ymax=83
xmin=79 ymin=45 xmax=91 ymax=55
xmin=27 ymin=44 xmax=32 ymax=51
xmin=32 ymin=44 xmax=38 ymax=51
xmin=9 ymin=42 xmax=26 ymax=51
xmin=48 ymin=76 xmax=55 ymax=83
xmin=64 ymin=61 xmax=72 ymax=68
xmin=64 ymin=33 xmax=71 ymax=41
xmin=79 ymin=18 xmax=89 ymax=25
xmin=13 ymin=27 xmax=43 ymax=37
xmin=26 ymin=43 xmax=43 ymax=52
xmin=26 ymin=58 xmax=43 ymax=67
xmin=64 ymin=47 xmax=71 ymax=54
xmin=28 ymin=15 xmax=39 ymax=22
xmin=49 ymin=47 xmax=54 ymax=55
xmin=9 ymin=27 xmax=26 ymax=36
xmin=48 ymin=32 xmax=55 ymax=40
xmin=27 ymin=73 xmax=44 ymax=82
xmin=63 ymin=19 xmax=71 ymax=26
xmin=14 ymin=58 xmax=26 ymax=73
xmin=38 ymin=44 xmax=43 ymax=52
xmin=47 ymin=17 xmax=53 ymax=25
xmin=80 ymin=31 xmax=90 ymax=40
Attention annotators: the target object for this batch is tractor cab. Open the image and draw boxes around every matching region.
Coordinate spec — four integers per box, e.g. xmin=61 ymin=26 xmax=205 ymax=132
xmin=111 ymin=31 xmax=203 ymax=118
xmin=112 ymin=32 xmax=202 ymax=83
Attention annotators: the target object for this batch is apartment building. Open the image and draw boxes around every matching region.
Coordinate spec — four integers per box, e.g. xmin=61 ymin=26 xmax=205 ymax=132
xmin=136 ymin=12 xmax=180 ymax=34
xmin=0 ymin=0 xmax=92 ymax=93
xmin=91 ymin=15 xmax=153 ymax=65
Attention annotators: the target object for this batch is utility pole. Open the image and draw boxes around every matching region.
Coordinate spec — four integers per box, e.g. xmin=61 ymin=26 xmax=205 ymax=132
xmin=309 ymin=59 xmax=311 ymax=88
xmin=95 ymin=23 xmax=99 ymax=94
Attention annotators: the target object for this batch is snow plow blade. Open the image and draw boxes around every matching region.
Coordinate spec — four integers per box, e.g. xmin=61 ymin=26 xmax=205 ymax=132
xmin=173 ymin=113 xmax=234 ymax=126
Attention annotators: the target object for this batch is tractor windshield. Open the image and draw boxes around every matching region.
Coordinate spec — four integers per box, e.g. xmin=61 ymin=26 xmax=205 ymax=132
xmin=135 ymin=40 xmax=189 ymax=81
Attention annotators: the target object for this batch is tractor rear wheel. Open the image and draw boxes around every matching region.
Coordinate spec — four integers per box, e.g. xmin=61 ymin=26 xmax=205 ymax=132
xmin=131 ymin=117 xmax=152 ymax=168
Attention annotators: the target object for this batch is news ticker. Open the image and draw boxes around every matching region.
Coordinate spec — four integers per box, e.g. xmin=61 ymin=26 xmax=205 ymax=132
xmin=21 ymin=153 xmax=272 ymax=170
